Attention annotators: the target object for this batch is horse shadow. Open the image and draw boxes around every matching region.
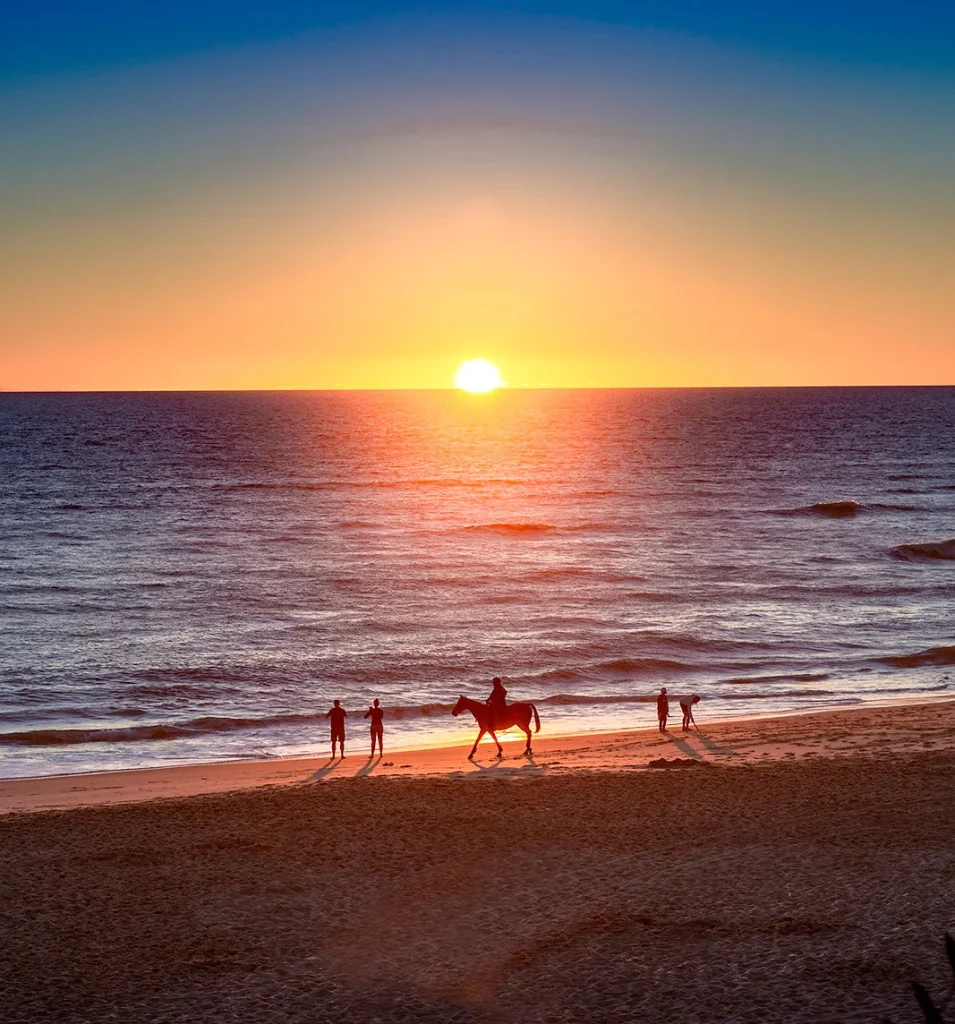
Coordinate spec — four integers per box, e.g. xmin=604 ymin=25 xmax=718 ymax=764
xmin=468 ymin=755 xmax=506 ymax=772
xmin=467 ymin=750 xmax=547 ymax=777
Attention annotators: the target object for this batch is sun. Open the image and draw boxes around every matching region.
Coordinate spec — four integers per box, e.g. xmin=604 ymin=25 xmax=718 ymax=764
xmin=455 ymin=359 xmax=502 ymax=393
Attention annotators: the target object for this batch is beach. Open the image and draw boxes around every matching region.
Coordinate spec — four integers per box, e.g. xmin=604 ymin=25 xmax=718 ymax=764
xmin=3 ymin=701 xmax=955 ymax=1023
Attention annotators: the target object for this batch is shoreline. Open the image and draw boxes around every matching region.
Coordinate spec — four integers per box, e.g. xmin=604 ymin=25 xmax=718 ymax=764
xmin=3 ymin=696 xmax=953 ymax=815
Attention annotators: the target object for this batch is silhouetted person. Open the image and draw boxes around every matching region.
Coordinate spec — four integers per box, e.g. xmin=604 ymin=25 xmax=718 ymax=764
xmin=657 ymin=687 xmax=669 ymax=731
xmin=364 ymin=698 xmax=384 ymax=757
xmin=324 ymin=699 xmax=348 ymax=758
xmin=486 ymin=677 xmax=507 ymax=726
xmin=680 ymin=694 xmax=701 ymax=732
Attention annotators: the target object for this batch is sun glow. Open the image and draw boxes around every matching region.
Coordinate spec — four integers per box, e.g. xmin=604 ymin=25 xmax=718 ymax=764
xmin=454 ymin=359 xmax=502 ymax=393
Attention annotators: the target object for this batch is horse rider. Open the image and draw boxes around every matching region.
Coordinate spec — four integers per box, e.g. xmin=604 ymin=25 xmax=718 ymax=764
xmin=486 ymin=677 xmax=508 ymax=725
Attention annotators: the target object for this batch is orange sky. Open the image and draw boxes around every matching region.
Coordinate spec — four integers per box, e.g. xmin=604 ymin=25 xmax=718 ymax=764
xmin=2 ymin=19 xmax=953 ymax=389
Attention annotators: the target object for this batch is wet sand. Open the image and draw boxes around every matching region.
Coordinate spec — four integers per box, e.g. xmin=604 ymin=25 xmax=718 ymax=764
xmin=3 ymin=698 xmax=955 ymax=815
xmin=3 ymin=701 xmax=955 ymax=1023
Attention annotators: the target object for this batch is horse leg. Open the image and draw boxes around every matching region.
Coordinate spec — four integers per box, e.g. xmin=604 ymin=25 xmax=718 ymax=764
xmin=488 ymin=728 xmax=503 ymax=757
xmin=469 ymin=728 xmax=485 ymax=760
xmin=523 ymin=725 xmax=532 ymax=756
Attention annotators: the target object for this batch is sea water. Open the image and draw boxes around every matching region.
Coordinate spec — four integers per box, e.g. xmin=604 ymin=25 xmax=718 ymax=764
xmin=1 ymin=387 xmax=953 ymax=778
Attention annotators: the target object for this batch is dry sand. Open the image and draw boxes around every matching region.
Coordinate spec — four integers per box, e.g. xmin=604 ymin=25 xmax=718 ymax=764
xmin=2 ymin=701 xmax=955 ymax=1023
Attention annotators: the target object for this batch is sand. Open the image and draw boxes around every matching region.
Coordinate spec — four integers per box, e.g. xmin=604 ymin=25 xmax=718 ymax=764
xmin=3 ymin=698 xmax=955 ymax=815
xmin=3 ymin=701 xmax=955 ymax=1023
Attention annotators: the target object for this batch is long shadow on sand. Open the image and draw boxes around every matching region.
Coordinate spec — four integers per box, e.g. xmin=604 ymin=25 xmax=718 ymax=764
xmin=354 ymin=755 xmax=382 ymax=777
xmin=665 ymin=733 xmax=704 ymax=759
xmin=467 ymin=755 xmax=506 ymax=773
xmin=466 ymin=752 xmax=548 ymax=778
xmin=695 ymin=730 xmax=741 ymax=758
xmin=304 ymin=758 xmax=341 ymax=783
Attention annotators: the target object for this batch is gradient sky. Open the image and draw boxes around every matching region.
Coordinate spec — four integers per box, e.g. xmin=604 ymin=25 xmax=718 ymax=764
xmin=2 ymin=1 xmax=954 ymax=389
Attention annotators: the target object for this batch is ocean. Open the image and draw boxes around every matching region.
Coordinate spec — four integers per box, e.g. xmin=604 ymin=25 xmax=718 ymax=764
xmin=1 ymin=387 xmax=953 ymax=779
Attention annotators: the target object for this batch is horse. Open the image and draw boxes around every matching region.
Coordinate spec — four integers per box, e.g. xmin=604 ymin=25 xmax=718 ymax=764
xmin=451 ymin=695 xmax=541 ymax=759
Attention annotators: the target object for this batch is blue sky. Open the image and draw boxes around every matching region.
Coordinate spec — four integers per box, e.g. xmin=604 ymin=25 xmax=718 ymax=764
xmin=5 ymin=0 xmax=955 ymax=81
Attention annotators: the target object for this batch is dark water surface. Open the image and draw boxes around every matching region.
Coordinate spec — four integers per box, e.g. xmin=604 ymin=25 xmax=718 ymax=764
xmin=1 ymin=388 xmax=953 ymax=777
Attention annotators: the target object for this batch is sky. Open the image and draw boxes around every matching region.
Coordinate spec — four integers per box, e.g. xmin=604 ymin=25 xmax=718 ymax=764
xmin=2 ymin=1 xmax=954 ymax=390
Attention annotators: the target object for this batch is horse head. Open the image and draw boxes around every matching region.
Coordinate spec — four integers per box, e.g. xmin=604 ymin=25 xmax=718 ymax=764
xmin=451 ymin=695 xmax=466 ymax=717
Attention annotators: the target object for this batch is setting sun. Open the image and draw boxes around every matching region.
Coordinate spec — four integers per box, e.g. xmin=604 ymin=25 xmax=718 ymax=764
xmin=454 ymin=359 xmax=502 ymax=393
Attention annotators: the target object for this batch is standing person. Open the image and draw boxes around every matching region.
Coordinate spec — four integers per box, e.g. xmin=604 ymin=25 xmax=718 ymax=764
xmin=485 ymin=677 xmax=508 ymax=726
xmin=324 ymin=699 xmax=348 ymax=758
xmin=679 ymin=694 xmax=701 ymax=732
xmin=656 ymin=687 xmax=670 ymax=732
xmin=364 ymin=698 xmax=384 ymax=758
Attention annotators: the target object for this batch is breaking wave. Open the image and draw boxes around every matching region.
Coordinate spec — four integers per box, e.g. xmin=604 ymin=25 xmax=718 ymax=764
xmin=0 ymin=712 xmax=323 ymax=747
xmin=0 ymin=688 xmax=847 ymax=747
xmin=890 ymin=539 xmax=955 ymax=562
xmin=720 ymin=672 xmax=831 ymax=685
xmin=768 ymin=500 xmax=861 ymax=518
xmin=877 ymin=645 xmax=955 ymax=668
xmin=809 ymin=499 xmax=860 ymax=518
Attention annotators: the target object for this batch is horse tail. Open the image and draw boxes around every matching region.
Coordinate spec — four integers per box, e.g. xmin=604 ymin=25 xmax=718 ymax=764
xmin=529 ymin=702 xmax=540 ymax=733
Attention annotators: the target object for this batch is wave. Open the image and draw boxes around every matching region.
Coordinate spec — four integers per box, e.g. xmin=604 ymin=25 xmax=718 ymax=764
xmin=810 ymin=499 xmax=860 ymax=518
xmin=541 ymin=690 xmax=836 ymax=706
xmin=568 ymin=688 xmax=841 ymax=706
xmin=0 ymin=711 xmax=330 ymax=747
xmin=0 ymin=688 xmax=848 ymax=746
xmin=768 ymin=500 xmax=860 ymax=519
xmin=0 ymin=702 xmax=469 ymax=746
xmin=460 ymin=522 xmax=559 ymax=535
xmin=720 ymin=672 xmax=831 ymax=685
xmin=532 ymin=658 xmax=692 ymax=683
xmin=877 ymin=645 xmax=955 ymax=669
xmin=890 ymin=539 xmax=955 ymax=562
xmin=521 ymin=567 xmax=644 ymax=583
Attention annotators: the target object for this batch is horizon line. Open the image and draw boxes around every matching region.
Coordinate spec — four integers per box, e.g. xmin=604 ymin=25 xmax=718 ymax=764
xmin=2 ymin=383 xmax=954 ymax=396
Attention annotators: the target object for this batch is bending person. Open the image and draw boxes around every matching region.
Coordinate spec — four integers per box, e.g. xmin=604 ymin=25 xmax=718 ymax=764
xmin=679 ymin=694 xmax=701 ymax=732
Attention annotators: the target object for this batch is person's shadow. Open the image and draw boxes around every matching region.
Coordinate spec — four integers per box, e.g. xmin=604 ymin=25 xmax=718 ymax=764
xmin=665 ymin=733 xmax=704 ymax=759
xmin=303 ymin=758 xmax=340 ymax=783
xmin=355 ymin=755 xmax=382 ymax=777
xmin=468 ymin=758 xmax=504 ymax=772
xmin=695 ymin=730 xmax=739 ymax=757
